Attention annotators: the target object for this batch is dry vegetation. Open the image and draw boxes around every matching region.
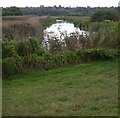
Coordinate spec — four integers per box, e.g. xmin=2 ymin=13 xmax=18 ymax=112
xmin=2 ymin=16 xmax=47 ymax=41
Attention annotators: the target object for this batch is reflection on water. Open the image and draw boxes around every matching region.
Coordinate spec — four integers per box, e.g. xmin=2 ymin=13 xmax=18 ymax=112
xmin=42 ymin=20 xmax=89 ymax=50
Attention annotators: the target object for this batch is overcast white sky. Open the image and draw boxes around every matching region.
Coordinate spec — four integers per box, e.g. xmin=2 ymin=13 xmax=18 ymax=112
xmin=1 ymin=0 xmax=119 ymax=8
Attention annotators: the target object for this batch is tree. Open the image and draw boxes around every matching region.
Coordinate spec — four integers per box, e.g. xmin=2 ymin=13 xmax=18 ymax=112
xmin=90 ymin=9 xmax=118 ymax=22
xmin=2 ymin=6 xmax=22 ymax=16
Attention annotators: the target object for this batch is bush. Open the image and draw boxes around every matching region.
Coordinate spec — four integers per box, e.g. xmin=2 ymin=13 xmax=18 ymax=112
xmin=3 ymin=57 xmax=16 ymax=77
xmin=89 ymin=21 xmax=118 ymax=48
xmin=66 ymin=51 xmax=78 ymax=65
xmin=2 ymin=41 xmax=17 ymax=58
xmin=16 ymin=38 xmax=45 ymax=56
xmin=2 ymin=48 xmax=118 ymax=78
xmin=90 ymin=9 xmax=118 ymax=22
xmin=29 ymin=37 xmax=40 ymax=54
xmin=2 ymin=55 xmax=23 ymax=77
xmin=16 ymin=41 xmax=32 ymax=56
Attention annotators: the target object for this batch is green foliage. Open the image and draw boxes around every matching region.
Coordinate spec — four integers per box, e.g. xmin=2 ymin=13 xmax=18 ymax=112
xmin=41 ymin=16 xmax=56 ymax=28
xmin=89 ymin=22 xmax=102 ymax=32
xmin=2 ymin=26 xmax=118 ymax=78
xmin=14 ymin=55 xmax=24 ymax=73
xmin=90 ymin=9 xmax=118 ymax=22
xmin=29 ymin=37 xmax=39 ymax=52
xmin=2 ymin=41 xmax=17 ymax=58
xmin=2 ymin=56 xmax=23 ymax=77
xmin=16 ymin=38 xmax=45 ymax=56
xmin=60 ymin=16 xmax=90 ymax=30
xmin=89 ymin=21 xmax=118 ymax=32
xmin=2 ymin=38 xmax=45 ymax=59
xmin=2 ymin=58 xmax=16 ymax=77
xmin=2 ymin=7 xmax=22 ymax=16
xmin=16 ymin=41 xmax=32 ymax=56
xmin=65 ymin=51 xmax=78 ymax=64
xmin=89 ymin=21 xmax=118 ymax=48
xmin=23 ymin=54 xmax=38 ymax=69
xmin=2 ymin=46 xmax=118 ymax=78
xmin=78 ymin=48 xmax=117 ymax=62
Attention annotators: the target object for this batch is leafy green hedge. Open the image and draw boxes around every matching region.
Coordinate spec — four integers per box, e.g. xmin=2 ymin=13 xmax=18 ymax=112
xmin=2 ymin=55 xmax=23 ymax=77
xmin=2 ymin=47 xmax=118 ymax=78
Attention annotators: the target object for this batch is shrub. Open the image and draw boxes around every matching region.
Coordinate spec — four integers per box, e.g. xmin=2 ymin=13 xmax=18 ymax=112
xmin=2 ymin=47 xmax=118 ymax=78
xmin=16 ymin=41 xmax=32 ymax=56
xmin=29 ymin=37 xmax=45 ymax=56
xmin=80 ymin=48 xmax=117 ymax=62
xmin=90 ymin=9 xmax=118 ymax=22
xmin=29 ymin=37 xmax=40 ymax=54
xmin=2 ymin=41 xmax=17 ymax=58
xmin=35 ymin=56 xmax=47 ymax=70
xmin=15 ymin=55 xmax=24 ymax=73
xmin=89 ymin=21 xmax=118 ymax=48
xmin=65 ymin=51 xmax=78 ymax=65
xmin=2 ymin=55 xmax=23 ymax=77
xmin=16 ymin=38 xmax=45 ymax=56
xmin=52 ymin=54 xmax=64 ymax=67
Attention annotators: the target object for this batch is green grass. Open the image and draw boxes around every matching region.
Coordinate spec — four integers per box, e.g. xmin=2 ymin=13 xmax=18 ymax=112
xmin=3 ymin=60 xmax=118 ymax=116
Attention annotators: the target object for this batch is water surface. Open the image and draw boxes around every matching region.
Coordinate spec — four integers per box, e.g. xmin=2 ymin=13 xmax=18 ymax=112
xmin=42 ymin=20 xmax=88 ymax=50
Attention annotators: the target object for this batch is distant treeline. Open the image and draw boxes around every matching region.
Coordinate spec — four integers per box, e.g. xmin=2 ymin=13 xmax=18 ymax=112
xmin=2 ymin=6 xmax=118 ymax=16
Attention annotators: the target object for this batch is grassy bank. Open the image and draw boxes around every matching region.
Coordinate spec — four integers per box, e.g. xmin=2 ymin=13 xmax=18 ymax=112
xmin=3 ymin=60 xmax=118 ymax=116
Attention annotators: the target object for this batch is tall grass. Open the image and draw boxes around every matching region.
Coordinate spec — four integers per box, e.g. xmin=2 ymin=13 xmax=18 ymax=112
xmin=88 ymin=21 xmax=118 ymax=48
xmin=2 ymin=16 xmax=46 ymax=41
xmin=58 ymin=16 xmax=90 ymax=30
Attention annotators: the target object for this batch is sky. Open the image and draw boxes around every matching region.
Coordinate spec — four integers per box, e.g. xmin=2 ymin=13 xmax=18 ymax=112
xmin=1 ymin=0 xmax=119 ymax=8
